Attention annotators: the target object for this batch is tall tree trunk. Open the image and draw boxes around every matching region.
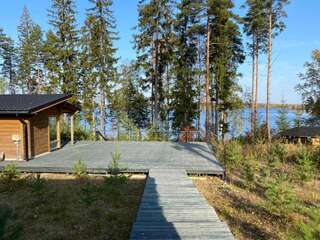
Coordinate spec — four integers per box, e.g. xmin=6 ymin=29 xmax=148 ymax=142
xmin=100 ymin=91 xmax=105 ymax=136
xmin=92 ymin=111 xmax=96 ymax=137
xmin=153 ymin=40 xmax=159 ymax=129
xmin=205 ymin=15 xmax=211 ymax=141
xmin=266 ymin=9 xmax=273 ymax=142
xmin=251 ymin=36 xmax=256 ymax=135
xmin=254 ymin=37 xmax=259 ymax=135
xmin=197 ymin=38 xmax=202 ymax=135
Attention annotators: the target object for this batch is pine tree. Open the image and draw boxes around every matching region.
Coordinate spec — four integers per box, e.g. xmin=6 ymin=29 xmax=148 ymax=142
xmin=134 ymin=0 xmax=175 ymax=129
xmin=0 ymin=28 xmax=7 ymax=93
xmin=46 ymin=0 xmax=79 ymax=101
xmin=121 ymin=63 xmax=149 ymax=131
xmin=1 ymin=36 xmax=17 ymax=94
xmin=111 ymin=62 xmax=149 ymax=139
xmin=265 ymin=0 xmax=289 ymax=141
xmin=242 ymin=0 xmax=268 ymax=136
xmin=170 ymin=0 xmax=202 ymax=130
xmin=17 ymin=6 xmax=44 ymax=94
xmin=81 ymin=0 xmax=118 ymax=136
xmin=210 ymin=0 xmax=245 ymax=140
xmin=29 ymin=24 xmax=45 ymax=93
xmin=17 ymin=6 xmax=34 ymax=93
xmin=276 ymin=99 xmax=290 ymax=133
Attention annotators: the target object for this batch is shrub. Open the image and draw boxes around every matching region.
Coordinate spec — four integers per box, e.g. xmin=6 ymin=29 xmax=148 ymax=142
xmin=28 ymin=174 xmax=45 ymax=193
xmin=223 ymin=141 xmax=243 ymax=172
xmin=272 ymin=143 xmax=288 ymax=163
xmin=108 ymin=148 xmax=128 ymax=176
xmin=311 ymin=147 xmax=320 ymax=168
xmin=266 ymin=143 xmax=287 ymax=169
xmin=107 ymin=148 xmax=128 ymax=186
xmin=72 ymin=160 xmax=88 ymax=178
xmin=80 ymin=183 xmax=97 ymax=206
xmin=242 ymin=154 xmax=256 ymax=188
xmin=291 ymin=206 xmax=320 ymax=240
xmin=295 ymin=147 xmax=315 ymax=182
xmin=264 ymin=173 xmax=297 ymax=217
xmin=1 ymin=164 xmax=20 ymax=182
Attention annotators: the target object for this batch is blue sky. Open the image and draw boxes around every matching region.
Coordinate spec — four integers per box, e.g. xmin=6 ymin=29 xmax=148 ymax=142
xmin=1 ymin=0 xmax=319 ymax=104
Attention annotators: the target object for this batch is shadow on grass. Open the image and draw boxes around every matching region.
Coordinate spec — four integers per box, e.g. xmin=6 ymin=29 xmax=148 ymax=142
xmin=219 ymin=187 xmax=286 ymax=240
xmin=0 ymin=174 xmax=146 ymax=240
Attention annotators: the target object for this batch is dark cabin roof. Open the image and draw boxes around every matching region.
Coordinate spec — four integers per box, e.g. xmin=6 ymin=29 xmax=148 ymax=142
xmin=0 ymin=94 xmax=76 ymax=116
xmin=279 ymin=127 xmax=320 ymax=138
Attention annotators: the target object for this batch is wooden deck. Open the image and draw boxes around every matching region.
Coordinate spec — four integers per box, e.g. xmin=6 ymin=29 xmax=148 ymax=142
xmin=130 ymin=169 xmax=234 ymax=240
xmin=0 ymin=141 xmax=233 ymax=239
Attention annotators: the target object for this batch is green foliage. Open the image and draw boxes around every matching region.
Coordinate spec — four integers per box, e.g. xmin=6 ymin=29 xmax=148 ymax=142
xmin=80 ymin=182 xmax=98 ymax=206
xmin=113 ymin=63 xmax=150 ymax=130
xmin=46 ymin=0 xmax=79 ymax=99
xmin=295 ymin=147 xmax=315 ymax=182
xmin=223 ymin=141 xmax=243 ymax=172
xmin=291 ymin=206 xmax=320 ymax=240
xmin=28 ymin=174 xmax=45 ymax=193
xmin=61 ymin=119 xmax=92 ymax=142
xmin=72 ymin=160 xmax=88 ymax=178
xmin=264 ymin=173 xmax=297 ymax=217
xmin=276 ymin=102 xmax=290 ymax=133
xmin=17 ymin=6 xmax=44 ymax=93
xmin=145 ymin=125 xmax=169 ymax=141
xmin=267 ymin=143 xmax=288 ymax=168
xmin=210 ymin=0 xmax=245 ymax=138
xmin=297 ymin=50 xmax=320 ymax=117
xmin=170 ymin=0 xmax=202 ymax=130
xmin=134 ymin=0 xmax=174 ymax=127
xmin=242 ymin=154 xmax=256 ymax=188
xmin=108 ymin=148 xmax=121 ymax=176
xmin=1 ymin=164 xmax=20 ymax=182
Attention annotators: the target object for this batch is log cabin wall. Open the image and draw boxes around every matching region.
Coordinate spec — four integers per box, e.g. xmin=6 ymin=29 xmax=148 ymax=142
xmin=0 ymin=119 xmax=24 ymax=160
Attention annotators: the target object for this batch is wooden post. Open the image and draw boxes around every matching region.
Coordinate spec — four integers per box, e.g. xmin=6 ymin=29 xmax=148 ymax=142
xmin=71 ymin=114 xmax=74 ymax=145
xmin=57 ymin=113 xmax=61 ymax=149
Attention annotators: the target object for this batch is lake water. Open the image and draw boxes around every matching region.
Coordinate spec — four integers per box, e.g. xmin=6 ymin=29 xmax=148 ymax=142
xmin=99 ymin=107 xmax=306 ymax=139
xmin=208 ymin=107 xmax=306 ymax=138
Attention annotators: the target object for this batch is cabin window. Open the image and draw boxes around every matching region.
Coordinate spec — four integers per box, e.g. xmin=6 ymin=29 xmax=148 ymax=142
xmin=49 ymin=116 xmax=57 ymax=149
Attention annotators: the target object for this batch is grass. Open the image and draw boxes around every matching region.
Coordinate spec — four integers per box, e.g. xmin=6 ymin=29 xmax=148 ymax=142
xmin=0 ymin=173 xmax=146 ymax=240
xmin=193 ymin=142 xmax=320 ymax=240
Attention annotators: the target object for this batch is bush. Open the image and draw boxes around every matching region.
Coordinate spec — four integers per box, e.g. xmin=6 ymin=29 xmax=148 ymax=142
xmin=1 ymin=164 xmax=20 ymax=182
xmin=291 ymin=206 xmax=320 ymax=240
xmin=108 ymin=148 xmax=121 ymax=176
xmin=28 ymin=174 xmax=45 ymax=193
xmin=264 ymin=173 xmax=297 ymax=217
xmin=72 ymin=160 xmax=88 ymax=178
xmin=242 ymin=154 xmax=256 ymax=188
xmin=311 ymin=147 xmax=320 ymax=168
xmin=295 ymin=147 xmax=315 ymax=182
xmin=223 ymin=141 xmax=243 ymax=172
xmin=272 ymin=143 xmax=288 ymax=163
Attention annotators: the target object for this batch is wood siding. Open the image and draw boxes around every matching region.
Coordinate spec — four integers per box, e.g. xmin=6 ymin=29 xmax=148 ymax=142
xmin=30 ymin=111 xmax=49 ymax=157
xmin=0 ymin=119 xmax=24 ymax=160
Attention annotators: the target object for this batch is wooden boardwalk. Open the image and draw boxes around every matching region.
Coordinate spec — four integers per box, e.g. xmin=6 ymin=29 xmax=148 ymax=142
xmin=130 ymin=169 xmax=234 ymax=240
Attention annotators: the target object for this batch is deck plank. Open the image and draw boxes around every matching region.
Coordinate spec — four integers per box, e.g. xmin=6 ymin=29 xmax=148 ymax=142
xmin=130 ymin=169 xmax=234 ymax=240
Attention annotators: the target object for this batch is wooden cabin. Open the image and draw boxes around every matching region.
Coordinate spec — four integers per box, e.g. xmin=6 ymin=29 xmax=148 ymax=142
xmin=279 ymin=127 xmax=320 ymax=145
xmin=0 ymin=94 xmax=80 ymax=161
